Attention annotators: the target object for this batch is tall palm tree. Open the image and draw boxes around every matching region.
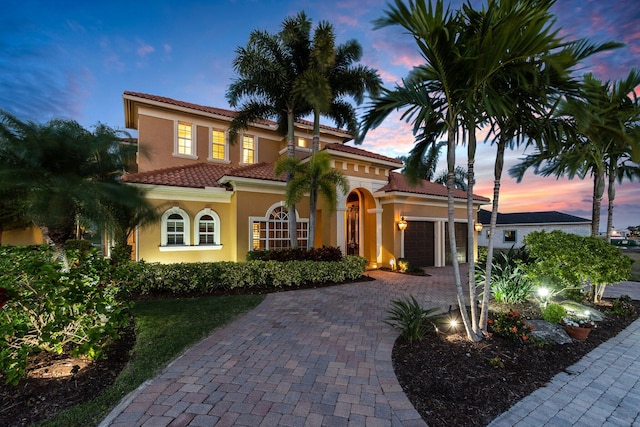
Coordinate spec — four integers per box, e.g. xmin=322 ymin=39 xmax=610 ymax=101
xmin=510 ymin=69 xmax=639 ymax=240
xmin=289 ymin=18 xmax=381 ymax=248
xmin=364 ymin=0 xmax=619 ymax=340
xmin=275 ymin=152 xmax=349 ymax=249
xmin=227 ymin=12 xmax=314 ymax=249
xmin=0 ymin=110 xmax=154 ymax=253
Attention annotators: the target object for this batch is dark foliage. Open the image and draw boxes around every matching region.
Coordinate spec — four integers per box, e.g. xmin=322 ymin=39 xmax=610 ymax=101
xmin=246 ymin=245 xmax=343 ymax=262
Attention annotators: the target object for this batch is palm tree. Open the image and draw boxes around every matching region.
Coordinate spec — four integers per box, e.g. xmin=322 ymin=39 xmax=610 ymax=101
xmin=0 ymin=110 xmax=155 ymax=255
xmin=364 ymin=0 xmax=619 ymax=340
xmin=365 ymin=0 xmax=479 ymax=338
xmin=274 ymin=152 xmax=349 ymax=249
xmin=286 ymin=18 xmax=381 ymax=248
xmin=227 ymin=12 xmax=314 ymax=249
xmin=510 ymin=69 xmax=639 ymax=240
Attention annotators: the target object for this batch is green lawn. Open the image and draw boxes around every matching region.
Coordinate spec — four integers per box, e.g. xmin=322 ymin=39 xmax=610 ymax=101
xmin=626 ymin=251 xmax=640 ymax=282
xmin=42 ymin=294 xmax=264 ymax=427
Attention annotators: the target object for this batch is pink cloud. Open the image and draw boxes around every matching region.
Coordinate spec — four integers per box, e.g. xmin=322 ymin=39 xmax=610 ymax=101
xmin=137 ymin=42 xmax=155 ymax=57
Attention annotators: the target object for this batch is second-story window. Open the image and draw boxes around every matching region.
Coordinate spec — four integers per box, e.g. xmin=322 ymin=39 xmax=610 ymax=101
xmin=242 ymin=135 xmax=255 ymax=164
xmin=211 ymin=129 xmax=226 ymax=161
xmin=177 ymin=122 xmax=193 ymax=155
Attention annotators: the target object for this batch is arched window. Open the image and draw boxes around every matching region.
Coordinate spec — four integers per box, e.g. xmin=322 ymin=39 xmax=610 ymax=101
xmin=249 ymin=202 xmax=308 ymax=250
xmin=194 ymin=208 xmax=221 ymax=246
xmin=160 ymin=207 xmax=191 ymax=246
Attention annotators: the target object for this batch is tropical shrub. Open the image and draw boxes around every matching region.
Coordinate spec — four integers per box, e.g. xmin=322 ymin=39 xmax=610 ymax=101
xmin=0 ymin=246 xmax=130 ymax=385
xmin=524 ymin=230 xmax=632 ymax=302
xmin=384 ymin=296 xmax=443 ymax=342
xmin=476 ymin=250 xmax=533 ymax=303
xmin=489 ymin=310 xmax=533 ymax=342
xmin=542 ymin=303 xmax=567 ymax=324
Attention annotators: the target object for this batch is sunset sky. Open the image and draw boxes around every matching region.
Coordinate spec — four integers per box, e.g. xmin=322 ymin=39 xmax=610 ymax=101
xmin=2 ymin=0 xmax=639 ymax=230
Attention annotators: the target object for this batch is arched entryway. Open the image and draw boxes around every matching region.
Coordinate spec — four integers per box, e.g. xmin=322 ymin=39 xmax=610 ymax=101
xmin=344 ymin=188 xmax=379 ymax=264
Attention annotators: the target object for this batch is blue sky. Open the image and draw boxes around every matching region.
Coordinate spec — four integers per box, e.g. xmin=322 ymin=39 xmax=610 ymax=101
xmin=2 ymin=0 xmax=639 ymax=230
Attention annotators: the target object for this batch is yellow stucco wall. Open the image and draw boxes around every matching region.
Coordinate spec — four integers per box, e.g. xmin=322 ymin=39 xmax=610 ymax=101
xmin=1 ymin=226 xmax=44 ymax=246
xmin=136 ymin=199 xmax=234 ymax=264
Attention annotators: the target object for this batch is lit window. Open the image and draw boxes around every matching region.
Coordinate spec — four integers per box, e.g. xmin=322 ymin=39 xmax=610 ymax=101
xmin=504 ymin=230 xmax=516 ymax=243
xmin=250 ymin=204 xmax=308 ymax=250
xmin=211 ymin=129 xmax=226 ymax=160
xmin=177 ymin=122 xmax=192 ymax=155
xmin=242 ymin=135 xmax=255 ymax=164
xmin=161 ymin=207 xmax=190 ymax=246
xmin=297 ymin=137 xmax=306 ymax=148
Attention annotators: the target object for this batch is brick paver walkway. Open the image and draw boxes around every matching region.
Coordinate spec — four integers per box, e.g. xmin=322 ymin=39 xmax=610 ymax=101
xmin=100 ymin=267 xmax=467 ymax=427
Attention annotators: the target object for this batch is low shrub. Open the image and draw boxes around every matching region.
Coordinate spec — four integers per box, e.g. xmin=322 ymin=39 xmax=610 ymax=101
xmin=125 ymin=255 xmax=368 ymax=296
xmin=611 ymin=295 xmax=636 ymax=317
xmin=489 ymin=310 xmax=533 ymax=342
xmin=542 ymin=303 xmax=566 ymax=324
xmin=0 ymin=246 xmax=130 ymax=385
xmin=384 ymin=295 xmax=443 ymax=342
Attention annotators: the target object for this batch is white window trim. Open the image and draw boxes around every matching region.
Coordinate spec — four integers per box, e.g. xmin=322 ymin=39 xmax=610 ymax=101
xmin=194 ymin=208 xmax=222 ymax=247
xmin=208 ymin=128 xmax=231 ymax=164
xmin=161 ymin=207 xmax=191 ymax=247
xmin=248 ymin=201 xmax=308 ymax=250
xmin=240 ymin=133 xmax=258 ymax=165
xmin=173 ymin=121 xmax=198 ymax=160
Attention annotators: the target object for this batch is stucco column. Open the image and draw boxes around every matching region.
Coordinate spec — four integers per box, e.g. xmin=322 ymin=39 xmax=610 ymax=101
xmin=368 ymin=208 xmax=383 ymax=267
xmin=435 ymin=220 xmax=445 ymax=267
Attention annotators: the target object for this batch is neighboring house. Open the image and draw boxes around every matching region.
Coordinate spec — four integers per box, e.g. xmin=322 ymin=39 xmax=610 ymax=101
xmin=476 ymin=209 xmax=591 ymax=250
xmin=119 ymin=91 xmax=490 ymax=267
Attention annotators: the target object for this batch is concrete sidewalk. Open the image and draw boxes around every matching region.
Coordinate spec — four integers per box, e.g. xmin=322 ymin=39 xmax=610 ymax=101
xmin=100 ymin=270 xmax=640 ymax=426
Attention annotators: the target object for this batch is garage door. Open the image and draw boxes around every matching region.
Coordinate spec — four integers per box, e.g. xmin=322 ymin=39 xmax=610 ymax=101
xmin=404 ymin=221 xmax=435 ymax=267
xmin=445 ymin=222 xmax=468 ymax=264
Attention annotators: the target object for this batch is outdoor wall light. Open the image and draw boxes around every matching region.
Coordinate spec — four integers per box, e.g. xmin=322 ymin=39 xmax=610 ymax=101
xmin=397 ymin=216 xmax=408 ymax=231
xmin=474 ymin=221 xmax=483 ymax=232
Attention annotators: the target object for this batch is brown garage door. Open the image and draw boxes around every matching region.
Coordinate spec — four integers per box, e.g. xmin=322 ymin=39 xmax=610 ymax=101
xmin=404 ymin=221 xmax=435 ymax=267
xmin=445 ymin=222 xmax=468 ymax=264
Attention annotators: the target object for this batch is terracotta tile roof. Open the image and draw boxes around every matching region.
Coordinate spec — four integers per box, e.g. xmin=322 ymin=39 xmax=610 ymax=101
xmin=324 ymin=143 xmax=403 ymax=166
xmin=224 ymin=162 xmax=286 ymax=182
xmin=378 ymin=172 xmax=490 ymax=202
xmin=478 ymin=209 xmax=590 ymax=225
xmin=122 ymin=163 xmax=233 ymax=188
xmin=123 ymin=91 xmax=351 ymax=136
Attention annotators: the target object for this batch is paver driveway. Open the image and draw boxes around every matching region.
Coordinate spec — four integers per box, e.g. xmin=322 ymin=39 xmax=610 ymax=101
xmin=101 ymin=267 xmax=468 ymax=427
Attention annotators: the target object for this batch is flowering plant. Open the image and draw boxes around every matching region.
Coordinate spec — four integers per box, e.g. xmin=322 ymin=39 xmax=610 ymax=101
xmin=489 ymin=310 xmax=534 ymax=342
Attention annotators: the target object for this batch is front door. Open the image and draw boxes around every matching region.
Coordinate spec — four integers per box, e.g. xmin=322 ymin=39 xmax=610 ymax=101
xmin=345 ymin=192 xmax=359 ymax=255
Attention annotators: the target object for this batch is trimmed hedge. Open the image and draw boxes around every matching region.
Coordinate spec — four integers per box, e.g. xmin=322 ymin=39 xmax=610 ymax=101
xmin=125 ymin=255 xmax=368 ymax=296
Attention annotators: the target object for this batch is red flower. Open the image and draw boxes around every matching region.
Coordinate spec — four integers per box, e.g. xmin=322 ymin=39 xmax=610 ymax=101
xmin=487 ymin=318 xmax=494 ymax=324
xmin=512 ymin=326 xmax=518 ymax=333
xmin=521 ymin=335 xmax=529 ymax=341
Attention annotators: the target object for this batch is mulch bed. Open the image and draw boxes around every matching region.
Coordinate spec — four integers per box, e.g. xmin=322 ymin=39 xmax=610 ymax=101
xmin=393 ymin=299 xmax=640 ymax=427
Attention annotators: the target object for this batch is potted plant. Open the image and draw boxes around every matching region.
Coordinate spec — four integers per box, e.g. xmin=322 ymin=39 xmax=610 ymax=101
xmin=562 ymin=314 xmax=596 ymax=340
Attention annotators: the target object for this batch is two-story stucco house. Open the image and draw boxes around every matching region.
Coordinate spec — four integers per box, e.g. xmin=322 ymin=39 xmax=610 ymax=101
xmin=0 ymin=91 xmax=490 ymax=267
xmin=119 ymin=91 xmax=491 ymax=267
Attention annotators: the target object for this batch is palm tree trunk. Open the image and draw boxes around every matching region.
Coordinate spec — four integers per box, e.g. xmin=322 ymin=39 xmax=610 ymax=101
xmin=606 ymin=163 xmax=616 ymax=243
xmin=591 ymin=171 xmax=604 ymax=237
xmin=286 ymin=111 xmax=298 ymax=249
xmin=466 ymin=122 xmax=479 ymax=335
xmin=480 ymin=139 xmax=505 ymax=330
xmin=447 ymin=126 xmax=480 ymax=342
xmin=308 ymin=111 xmax=321 ymax=250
